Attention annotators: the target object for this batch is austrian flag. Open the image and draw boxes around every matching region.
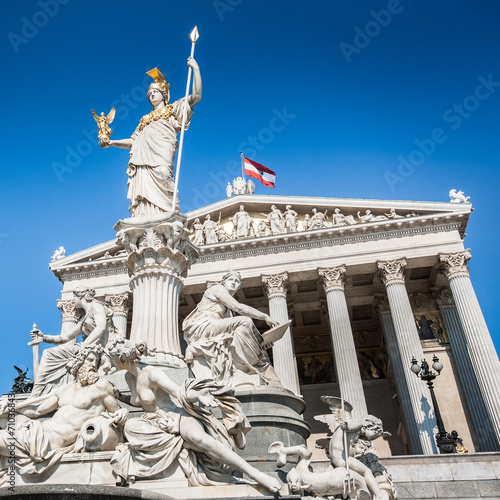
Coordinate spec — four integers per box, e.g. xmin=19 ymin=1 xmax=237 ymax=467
xmin=243 ymin=157 xmax=276 ymax=188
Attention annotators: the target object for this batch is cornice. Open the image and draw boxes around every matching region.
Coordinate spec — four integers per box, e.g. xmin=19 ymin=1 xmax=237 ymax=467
xmin=50 ymin=210 xmax=468 ymax=282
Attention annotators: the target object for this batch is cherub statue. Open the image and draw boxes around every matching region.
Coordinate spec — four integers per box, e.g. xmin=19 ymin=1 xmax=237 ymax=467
xmin=91 ymin=107 xmax=116 ymax=141
xmin=314 ymin=396 xmax=396 ymax=500
xmin=269 ymin=441 xmax=371 ymax=499
xmin=449 ymin=189 xmax=470 ymax=203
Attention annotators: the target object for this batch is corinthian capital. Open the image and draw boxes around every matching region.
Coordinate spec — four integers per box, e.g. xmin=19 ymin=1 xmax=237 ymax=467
xmin=262 ymin=272 xmax=289 ymax=298
xmin=318 ymin=266 xmax=346 ymax=292
xmin=377 ymin=258 xmax=407 ymax=286
xmin=439 ymin=250 xmax=471 ymax=280
xmin=105 ymin=292 xmax=130 ymax=315
xmin=57 ymin=299 xmax=80 ymax=322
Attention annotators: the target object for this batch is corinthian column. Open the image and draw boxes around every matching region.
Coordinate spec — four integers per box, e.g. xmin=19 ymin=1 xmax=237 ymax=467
xmin=115 ymin=215 xmax=199 ymax=366
xmin=261 ymin=273 xmax=299 ymax=394
xmin=377 ymin=259 xmax=438 ymax=454
xmin=105 ymin=292 xmax=131 ymax=338
xmin=57 ymin=299 xmax=80 ymax=345
xmin=433 ymin=287 xmax=498 ymax=451
xmin=375 ymin=295 xmax=423 ymax=454
xmin=319 ymin=266 xmax=367 ymax=420
xmin=439 ymin=251 xmax=500 ymax=449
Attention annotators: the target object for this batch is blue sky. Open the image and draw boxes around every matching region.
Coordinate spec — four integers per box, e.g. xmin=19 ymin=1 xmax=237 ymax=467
xmin=1 ymin=0 xmax=499 ymax=393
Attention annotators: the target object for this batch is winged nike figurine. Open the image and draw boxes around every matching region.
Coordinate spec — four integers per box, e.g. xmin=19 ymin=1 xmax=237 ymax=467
xmin=91 ymin=107 xmax=116 ymax=142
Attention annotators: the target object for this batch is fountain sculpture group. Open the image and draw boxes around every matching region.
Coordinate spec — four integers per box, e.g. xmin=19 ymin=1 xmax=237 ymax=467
xmin=0 ymin=47 xmax=396 ymax=499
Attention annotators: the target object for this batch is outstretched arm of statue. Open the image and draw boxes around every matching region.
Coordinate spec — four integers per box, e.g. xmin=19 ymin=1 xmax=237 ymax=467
xmin=22 ymin=394 xmax=59 ymax=419
xmin=188 ymin=56 xmax=202 ymax=107
xmin=213 ymin=286 xmax=279 ymax=328
xmin=41 ymin=320 xmax=83 ymax=345
xmin=100 ymin=137 xmax=133 ymax=149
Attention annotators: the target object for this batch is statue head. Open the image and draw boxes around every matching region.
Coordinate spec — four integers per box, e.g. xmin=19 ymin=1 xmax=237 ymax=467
xmin=69 ymin=344 xmax=104 ymax=385
xmin=73 ymin=287 xmax=96 ymax=307
xmin=361 ymin=414 xmax=385 ymax=440
xmin=221 ymin=271 xmax=243 ymax=294
xmin=107 ymin=338 xmax=150 ymax=364
xmin=146 ymin=67 xmax=170 ymax=106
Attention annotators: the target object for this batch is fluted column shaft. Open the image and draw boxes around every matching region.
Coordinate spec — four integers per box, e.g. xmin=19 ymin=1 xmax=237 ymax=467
xmin=378 ymin=259 xmax=438 ymax=454
xmin=319 ymin=266 xmax=367 ymax=421
xmin=377 ymin=301 xmax=423 ymax=454
xmin=105 ymin=292 xmax=130 ymax=339
xmin=57 ymin=299 xmax=79 ymax=345
xmin=440 ymin=251 xmax=500 ymax=449
xmin=262 ymin=273 xmax=299 ymax=394
xmin=434 ymin=289 xmax=497 ymax=451
xmin=129 ymin=269 xmax=183 ymax=363
xmin=116 ymin=215 xmax=199 ymax=367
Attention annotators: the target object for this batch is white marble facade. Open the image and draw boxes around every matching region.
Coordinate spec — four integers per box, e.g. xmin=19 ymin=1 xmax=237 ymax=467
xmin=47 ymin=193 xmax=500 ymax=459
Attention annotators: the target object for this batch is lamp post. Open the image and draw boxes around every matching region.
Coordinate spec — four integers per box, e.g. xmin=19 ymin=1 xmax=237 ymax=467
xmin=410 ymin=355 xmax=463 ymax=453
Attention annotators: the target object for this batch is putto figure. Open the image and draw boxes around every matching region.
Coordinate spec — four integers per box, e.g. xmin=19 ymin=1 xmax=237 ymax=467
xmin=99 ymin=61 xmax=202 ymax=217
xmin=314 ymin=396 xmax=395 ymax=500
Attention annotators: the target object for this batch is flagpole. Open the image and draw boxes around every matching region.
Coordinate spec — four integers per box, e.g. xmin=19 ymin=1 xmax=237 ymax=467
xmin=171 ymin=26 xmax=200 ymax=212
xmin=240 ymin=151 xmax=245 ymax=180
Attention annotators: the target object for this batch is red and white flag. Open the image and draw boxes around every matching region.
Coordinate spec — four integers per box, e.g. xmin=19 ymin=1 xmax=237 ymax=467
xmin=243 ymin=157 xmax=276 ymax=188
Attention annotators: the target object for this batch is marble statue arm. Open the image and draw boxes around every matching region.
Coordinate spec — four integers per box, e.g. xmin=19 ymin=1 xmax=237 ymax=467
xmin=213 ymin=286 xmax=277 ymax=327
xmin=344 ymin=419 xmax=364 ymax=432
xmin=22 ymin=393 xmax=59 ymax=419
xmin=105 ymin=138 xmax=133 ymax=149
xmin=187 ymin=56 xmax=202 ymax=107
xmin=99 ymin=380 xmax=129 ymax=426
xmin=42 ymin=320 xmax=83 ymax=345
xmin=149 ymin=367 xmax=182 ymax=401
xmin=81 ymin=304 xmax=107 ymax=346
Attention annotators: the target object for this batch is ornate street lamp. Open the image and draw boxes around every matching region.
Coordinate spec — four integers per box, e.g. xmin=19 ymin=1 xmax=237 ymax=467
xmin=410 ymin=355 xmax=463 ymax=453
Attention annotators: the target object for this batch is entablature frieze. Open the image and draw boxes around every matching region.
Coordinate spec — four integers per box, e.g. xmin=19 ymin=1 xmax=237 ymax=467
xmin=194 ymin=218 xmax=465 ymax=263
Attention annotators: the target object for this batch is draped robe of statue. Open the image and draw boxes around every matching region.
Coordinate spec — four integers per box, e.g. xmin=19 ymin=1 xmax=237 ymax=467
xmin=110 ymin=379 xmax=250 ymax=486
xmin=127 ymin=98 xmax=193 ymax=216
xmin=182 ymin=285 xmax=281 ymax=386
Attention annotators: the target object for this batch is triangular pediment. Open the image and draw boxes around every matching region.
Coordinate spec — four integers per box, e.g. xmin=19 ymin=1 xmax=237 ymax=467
xmin=49 ymin=194 xmax=471 ymax=282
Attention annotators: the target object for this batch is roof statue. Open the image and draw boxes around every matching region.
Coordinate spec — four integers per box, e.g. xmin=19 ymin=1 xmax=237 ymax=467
xmin=449 ymin=189 xmax=471 ymax=203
